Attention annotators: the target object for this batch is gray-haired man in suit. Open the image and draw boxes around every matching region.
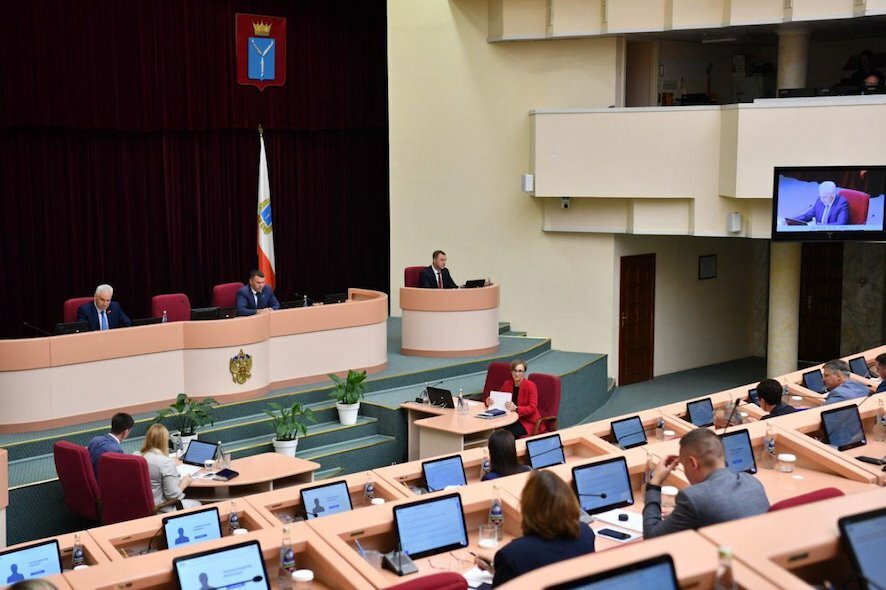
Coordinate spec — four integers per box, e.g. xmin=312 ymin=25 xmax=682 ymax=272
xmin=643 ymin=428 xmax=770 ymax=538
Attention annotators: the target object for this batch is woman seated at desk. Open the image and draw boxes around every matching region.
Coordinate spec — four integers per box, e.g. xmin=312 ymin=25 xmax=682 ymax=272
xmin=138 ymin=424 xmax=201 ymax=513
xmin=485 ymin=359 xmax=540 ymax=439
xmin=476 ymin=470 xmax=596 ymax=586
xmin=482 ymin=430 xmax=530 ymax=481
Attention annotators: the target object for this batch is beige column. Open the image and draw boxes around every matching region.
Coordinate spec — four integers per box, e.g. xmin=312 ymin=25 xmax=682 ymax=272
xmin=767 ymin=242 xmax=801 ymax=376
xmin=776 ymin=29 xmax=810 ymax=90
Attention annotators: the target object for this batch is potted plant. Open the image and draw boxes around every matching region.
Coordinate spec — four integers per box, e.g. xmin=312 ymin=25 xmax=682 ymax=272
xmin=153 ymin=393 xmax=218 ymax=449
xmin=265 ymin=401 xmax=316 ymax=456
xmin=329 ymin=369 xmax=367 ymax=425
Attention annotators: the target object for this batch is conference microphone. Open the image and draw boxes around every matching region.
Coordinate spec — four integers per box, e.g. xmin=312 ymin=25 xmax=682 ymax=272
xmin=22 ymin=321 xmax=52 ymax=337
xmin=720 ymin=398 xmax=745 ymax=435
xmin=415 ymin=379 xmax=446 ymax=403
xmin=614 ymin=427 xmax=652 ymax=449
xmin=578 ymin=492 xmax=607 ymax=499
xmin=216 ymin=576 xmax=264 ymax=589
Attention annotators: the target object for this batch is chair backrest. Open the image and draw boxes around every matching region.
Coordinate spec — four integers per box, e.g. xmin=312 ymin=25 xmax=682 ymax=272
xmin=53 ymin=441 xmax=102 ymax=521
xmin=63 ymin=297 xmax=93 ymax=323
xmin=838 ymin=188 xmax=870 ymax=225
xmin=404 ymin=266 xmax=425 ymax=288
xmin=99 ymin=453 xmax=155 ymax=524
xmin=528 ymin=372 xmax=562 ymax=433
xmin=387 ymin=572 xmax=468 ymax=590
xmin=482 ymin=361 xmax=512 ymax=401
xmin=211 ymin=282 xmax=244 ymax=308
xmin=768 ymin=487 xmax=844 ymax=512
xmin=151 ymin=293 xmax=191 ymax=322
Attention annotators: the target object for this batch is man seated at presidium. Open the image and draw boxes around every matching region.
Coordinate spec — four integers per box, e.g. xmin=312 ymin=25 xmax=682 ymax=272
xmin=87 ymin=412 xmax=134 ymax=480
xmin=484 ymin=359 xmax=541 ymax=440
xmin=419 ymin=250 xmax=458 ymax=289
xmin=757 ymin=378 xmax=797 ymax=420
xmin=235 ymin=270 xmax=280 ymax=316
xmin=793 ymin=181 xmax=849 ymax=226
xmin=849 ymin=49 xmax=885 ymax=88
xmin=77 ymin=284 xmax=132 ymax=331
xmin=643 ymin=429 xmax=770 ymax=539
xmin=823 ymin=359 xmax=870 ymax=404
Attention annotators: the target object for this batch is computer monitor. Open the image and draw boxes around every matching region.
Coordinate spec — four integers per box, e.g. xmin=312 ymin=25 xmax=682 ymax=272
xmin=848 ymin=356 xmax=871 ymax=379
xmin=546 ymin=554 xmax=678 ymax=590
xmin=217 ymin=307 xmax=238 ymax=319
xmin=747 ymin=388 xmax=760 ymax=406
xmin=610 ymin=416 xmax=647 ymax=449
xmin=393 ymin=493 xmax=469 ymax=560
xmin=163 ymin=507 xmax=222 ymax=549
xmin=324 ymin=293 xmax=348 ymax=305
xmin=190 ymin=307 xmax=219 ymax=321
xmin=299 ymin=480 xmax=353 ymax=519
xmin=172 ymin=540 xmax=270 ymax=590
xmin=839 ymin=506 xmax=886 ymax=590
xmin=0 ymin=539 xmax=62 ymax=584
xmin=464 ymin=279 xmax=486 ymax=288
xmin=686 ymin=398 xmax=715 ymax=427
xmin=802 ymin=369 xmax=827 ymax=394
xmin=821 ymin=405 xmax=867 ymax=451
xmin=131 ymin=316 xmax=163 ymax=327
xmin=571 ymin=456 xmax=634 ymax=515
xmin=422 ymin=455 xmax=467 ymax=492
xmin=526 ymin=433 xmax=565 ymax=469
xmin=719 ymin=429 xmax=757 ymax=475
xmin=181 ymin=440 xmax=219 ymax=467
xmin=54 ymin=321 xmax=89 ymax=335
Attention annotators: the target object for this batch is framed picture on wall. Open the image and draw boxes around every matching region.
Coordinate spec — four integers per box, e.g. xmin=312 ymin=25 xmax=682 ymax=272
xmin=698 ymin=255 xmax=717 ymax=280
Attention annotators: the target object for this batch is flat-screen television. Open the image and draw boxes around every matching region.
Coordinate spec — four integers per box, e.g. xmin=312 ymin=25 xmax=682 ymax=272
xmin=771 ymin=166 xmax=886 ymax=242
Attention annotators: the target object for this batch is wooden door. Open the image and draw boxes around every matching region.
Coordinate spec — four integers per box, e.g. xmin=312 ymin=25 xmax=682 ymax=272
xmin=619 ymin=254 xmax=656 ymax=385
xmin=798 ymin=243 xmax=843 ymax=363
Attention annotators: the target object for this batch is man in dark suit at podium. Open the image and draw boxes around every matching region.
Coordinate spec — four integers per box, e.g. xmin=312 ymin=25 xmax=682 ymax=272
xmin=77 ymin=284 xmax=132 ymax=331
xmin=236 ymin=270 xmax=280 ymax=316
xmin=419 ymin=250 xmax=458 ymax=289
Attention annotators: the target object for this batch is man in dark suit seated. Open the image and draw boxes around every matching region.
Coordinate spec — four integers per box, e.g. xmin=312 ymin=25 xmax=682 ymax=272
xmin=794 ymin=181 xmax=849 ymax=226
xmin=77 ymin=284 xmax=132 ymax=331
xmin=823 ymin=359 xmax=870 ymax=404
xmin=873 ymin=353 xmax=886 ymax=394
xmin=418 ymin=250 xmax=458 ymax=289
xmin=643 ymin=429 xmax=769 ymax=538
xmin=235 ymin=270 xmax=280 ymax=316
xmin=86 ymin=412 xmax=134 ymax=480
xmin=757 ymin=378 xmax=797 ymax=419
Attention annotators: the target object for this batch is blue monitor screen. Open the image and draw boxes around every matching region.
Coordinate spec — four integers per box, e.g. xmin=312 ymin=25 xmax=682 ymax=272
xmin=841 ymin=509 xmax=886 ymax=589
xmin=182 ymin=439 xmax=218 ymax=466
xmin=686 ymin=399 xmax=715 ymax=427
xmin=0 ymin=540 xmax=62 ymax=584
xmin=572 ymin=457 xmax=634 ymax=515
xmin=422 ymin=456 xmax=467 ymax=492
xmin=611 ymin=416 xmax=647 ymax=449
xmin=300 ymin=480 xmax=353 ymax=520
xmin=822 ymin=406 xmax=866 ymax=451
xmin=173 ymin=541 xmax=269 ymax=590
xmin=394 ymin=494 xmax=468 ymax=560
xmin=163 ymin=507 xmax=222 ymax=549
xmin=748 ymin=388 xmax=760 ymax=406
xmin=526 ymin=434 xmax=565 ymax=469
xmin=803 ymin=370 xmax=826 ymax=394
xmin=720 ymin=430 xmax=757 ymax=474
xmin=547 ymin=555 xmax=678 ymax=590
xmin=849 ymin=356 xmax=871 ymax=379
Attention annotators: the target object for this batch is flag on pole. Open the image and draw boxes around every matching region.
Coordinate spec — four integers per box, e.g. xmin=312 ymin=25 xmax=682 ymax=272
xmin=257 ymin=127 xmax=276 ymax=289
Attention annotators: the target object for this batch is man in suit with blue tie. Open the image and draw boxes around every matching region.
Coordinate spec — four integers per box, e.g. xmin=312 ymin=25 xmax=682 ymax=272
xmin=643 ymin=428 xmax=769 ymax=538
xmin=77 ymin=284 xmax=132 ymax=331
xmin=87 ymin=412 xmax=134 ymax=480
xmin=236 ymin=270 xmax=281 ymax=316
xmin=795 ymin=181 xmax=850 ymax=225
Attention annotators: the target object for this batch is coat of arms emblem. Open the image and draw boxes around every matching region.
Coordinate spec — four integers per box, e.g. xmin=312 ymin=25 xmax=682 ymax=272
xmin=235 ymin=14 xmax=287 ymax=91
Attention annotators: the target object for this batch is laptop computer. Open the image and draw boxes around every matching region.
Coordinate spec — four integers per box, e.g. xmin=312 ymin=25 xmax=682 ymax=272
xmin=172 ymin=539 xmax=270 ymax=590
xmin=163 ymin=506 xmax=222 ymax=549
xmin=821 ymin=405 xmax=867 ymax=451
xmin=747 ymin=387 xmax=760 ymax=406
xmin=177 ymin=440 xmax=219 ymax=476
xmin=719 ymin=429 xmax=757 ymax=474
xmin=571 ymin=456 xmax=634 ymax=516
xmin=802 ymin=369 xmax=827 ymax=394
xmin=0 ymin=539 xmax=63 ymax=584
xmin=546 ymin=554 xmax=678 ymax=590
xmin=610 ymin=416 xmax=647 ymax=449
xmin=464 ymin=279 xmax=486 ymax=288
xmin=838 ymin=506 xmax=886 ymax=590
xmin=421 ymin=455 xmax=467 ymax=492
xmin=526 ymin=433 xmax=565 ymax=469
xmin=848 ymin=356 xmax=871 ymax=379
xmin=299 ymin=480 xmax=353 ymax=519
xmin=426 ymin=386 xmax=456 ymax=409
xmin=393 ymin=493 xmax=469 ymax=560
xmin=686 ymin=398 xmax=715 ymax=427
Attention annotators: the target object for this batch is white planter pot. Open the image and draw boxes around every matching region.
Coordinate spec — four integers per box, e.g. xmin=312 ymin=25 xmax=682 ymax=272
xmin=272 ymin=438 xmax=299 ymax=457
xmin=335 ymin=402 xmax=360 ymax=426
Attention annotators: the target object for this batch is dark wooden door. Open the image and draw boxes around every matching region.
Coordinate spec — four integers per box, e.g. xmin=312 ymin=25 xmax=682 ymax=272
xmin=619 ymin=254 xmax=655 ymax=385
xmin=798 ymin=242 xmax=843 ymax=363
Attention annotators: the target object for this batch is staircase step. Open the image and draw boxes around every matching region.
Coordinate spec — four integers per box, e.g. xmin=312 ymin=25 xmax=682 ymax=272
xmin=313 ymin=467 xmax=345 ymax=480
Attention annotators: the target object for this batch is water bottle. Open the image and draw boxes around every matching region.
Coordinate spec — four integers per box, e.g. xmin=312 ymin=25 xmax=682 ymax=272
xmin=761 ymin=424 xmax=777 ymax=470
xmin=781 ymin=384 xmax=789 ymax=405
xmin=457 ymin=389 xmax=468 ymax=415
xmin=161 ymin=310 xmax=168 ymax=323
xmin=488 ymin=485 xmax=504 ymax=541
xmin=279 ymin=525 xmax=297 ymax=590
xmin=714 ymin=546 xmax=737 ymax=590
xmin=228 ymin=500 xmax=240 ymax=534
xmin=480 ymin=448 xmax=491 ymax=479
xmin=215 ymin=440 xmax=224 ymax=466
xmin=421 ymin=382 xmax=429 ymax=404
xmin=875 ymin=398 xmax=886 ymax=443
xmin=655 ymin=416 xmax=665 ymax=440
xmin=71 ymin=532 xmax=85 ymax=568
xmin=173 ymin=433 xmax=183 ymax=458
xmin=364 ymin=473 xmax=376 ymax=503
xmin=303 ymin=294 xmax=308 ymax=308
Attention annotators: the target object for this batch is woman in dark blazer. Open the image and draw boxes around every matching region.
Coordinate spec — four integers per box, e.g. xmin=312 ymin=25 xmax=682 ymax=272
xmin=476 ymin=470 xmax=596 ymax=586
xmin=485 ymin=359 xmax=541 ymax=439
xmin=481 ymin=430 xmax=530 ymax=481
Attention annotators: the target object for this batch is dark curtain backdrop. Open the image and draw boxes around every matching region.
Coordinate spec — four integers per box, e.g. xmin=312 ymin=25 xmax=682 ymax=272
xmin=0 ymin=0 xmax=389 ymax=338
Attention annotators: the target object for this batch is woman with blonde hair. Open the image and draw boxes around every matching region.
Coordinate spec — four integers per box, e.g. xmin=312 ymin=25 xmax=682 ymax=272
xmin=138 ymin=423 xmax=201 ymax=512
xmin=476 ymin=470 xmax=595 ymax=586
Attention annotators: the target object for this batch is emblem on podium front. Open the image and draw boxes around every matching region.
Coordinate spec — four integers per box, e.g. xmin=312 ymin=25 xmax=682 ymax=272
xmin=229 ymin=349 xmax=253 ymax=384
xmin=235 ymin=14 xmax=287 ymax=91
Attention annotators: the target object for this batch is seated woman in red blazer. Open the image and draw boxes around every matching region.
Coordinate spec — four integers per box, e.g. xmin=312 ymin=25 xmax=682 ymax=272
xmin=485 ymin=359 xmax=540 ymax=439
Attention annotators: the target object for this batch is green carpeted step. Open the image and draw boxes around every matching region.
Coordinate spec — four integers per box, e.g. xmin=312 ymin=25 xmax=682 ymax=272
xmin=313 ymin=467 xmax=345 ymax=480
xmin=498 ymin=322 xmax=511 ymax=334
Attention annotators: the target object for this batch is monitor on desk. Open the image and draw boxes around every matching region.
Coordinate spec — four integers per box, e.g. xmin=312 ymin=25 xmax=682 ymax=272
xmin=719 ymin=429 xmax=757 ymax=474
xmin=571 ymin=456 xmax=634 ymax=515
xmin=299 ymin=480 xmax=353 ymax=519
xmin=610 ymin=416 xmax=647 ymax=449
xmin=747 ymin=387 xmax=760 ymax=406
xmin=802 ymin=369 xmax=827 ymax=394
xmin=422 ymin=455 xmax=467 ymax=492
xmin=546 ymin=554 xmax=679 ymax=590
xmin=132 ymin=316 xmax=163 ymax=327
xmin=172 ymin=540 xmax=270 ymax=590
xmin=181 ymin=440 xmax=219 ymax=467
xmin=190 ymin=307 xmax=219 ymax=321
xmin=821 ymin=405 xmax=867 ymax=451
xmin=686 ymin=398 xmax=715 ymax=427
xmin=393 ymin=493 xmax=469 ymax=560
xmin=526 ymin=433 xmax=565 ymax=469
xmin=0 ymin=539 xmax=62 ymax=584
xmin=839 ymin=506 xmax=886 ymax=590
xmin=163 ymin=506 xmax=222 ymax=549
xmin=54 ymin=321 xmax=89 ymax=335
xmin=426 ymin=386 xmax=456 ymax=409
xmin=849 ymin=356 xmax=871 ymax=379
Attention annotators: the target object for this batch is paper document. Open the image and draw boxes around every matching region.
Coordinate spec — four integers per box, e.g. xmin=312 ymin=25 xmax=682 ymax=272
xmin=488 ymin=391 xmax=512 ymax=411
xmin=593 ymin=508 xmax=643 ymax=533
xmin=462 ymin=566 xmax=494 ymax=589
xmin=177 ymin=464 xmax=202 ymax=477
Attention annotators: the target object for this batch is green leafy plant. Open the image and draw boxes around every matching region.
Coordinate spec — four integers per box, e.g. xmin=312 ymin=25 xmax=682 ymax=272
xmin=328 ymin=369 xmax=367 ymax=405
xmin=153 ymin=393 xmax=217 ymax=436
xmin=265 ymin=402 xmax=316 ymax=441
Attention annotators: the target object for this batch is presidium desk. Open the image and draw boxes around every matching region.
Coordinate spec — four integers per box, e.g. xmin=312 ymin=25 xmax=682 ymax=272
xmin=399 ymin=284 xmax=500 ymax=357
xmin=0 ymin=288 xmax=388 ymax=433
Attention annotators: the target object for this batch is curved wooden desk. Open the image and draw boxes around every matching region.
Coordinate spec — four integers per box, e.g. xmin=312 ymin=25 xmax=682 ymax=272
xmin=0 ymin=288 xmax=388 ymax=433
xmin=186 ymin=453 xmax=320 ymax=500
xmin=399 ymin=285 xmax=499 ymax=357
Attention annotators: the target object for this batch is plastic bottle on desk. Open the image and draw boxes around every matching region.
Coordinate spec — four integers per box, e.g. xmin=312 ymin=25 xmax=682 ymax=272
xmin=364 ymin=472 xmax=376 ymax=503
xmin=760 ymin=423 xmax=777 ymax=469
xmin=228 ymin=500 xmax=240 ymax=534
xmin=714 ymin=546 xmax=737 ymax=590
xmin=457 ymin=389 xmax=468 ymax=415
xmin=480 ymin=448 xmax=491 ymax=479
xmin=488 ymin=484 xmax=504 ymax=542
xmin=161 ymin=310 xmax=168 ymax=323
xmin=303 ymin=294 xmax=308 ymax=308
xmin=71 ymin=532 xmax=85 ymax=568
xmin=279 ymin=525 xmax=297 ymax=590
xmin=655 ymin=416 xmax=665 ymax=440
xmin=876 ymin=398 xmax=886 ymax=442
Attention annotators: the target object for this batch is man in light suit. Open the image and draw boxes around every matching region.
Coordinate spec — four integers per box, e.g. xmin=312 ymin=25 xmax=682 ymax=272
xmin=235 ymin=270 xmax=280 ymax=316
xmin=643 ymin=428 xmax=769 ymax=538
xmin=795 ymin=181 xmax=850 ymax=225
xmin=77 ymin=284 xmax=132 ymax=331
xmin=823 ymin=359 xmax=870 ymax=404
xmin=87 ymin=412 xmax=134 ymax=480
xmin=419 ymin=250 xmax=458 ymax=289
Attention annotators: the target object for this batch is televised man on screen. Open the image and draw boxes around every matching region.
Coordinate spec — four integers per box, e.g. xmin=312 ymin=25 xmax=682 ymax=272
xmin=419 ymin=250 xmax=458 ymax=289
xmin=77 ymin=284 xmax=132 ymax=331
xmin=235 ymin=270 xmax=280 ymax=316
xmin=793 ymin=181 xmax=849 ymax=226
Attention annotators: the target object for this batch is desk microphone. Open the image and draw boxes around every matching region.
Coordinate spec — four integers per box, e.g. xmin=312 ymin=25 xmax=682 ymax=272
xmin=22 ymin=321 xmax=52 ymax=337
xmin=720 ymin=398 xmax=745 ymax=435
xmin=216 ymin=576 xmax=264 ymax=589
xmin=383 ymin=542 xmax=418 ymax=576
xmin=415 ymin=379 xmax=446 ymax=403
xmin=578 ymin=492 xmax=607 ymax=499
xmin=527 ymin=444 xmax=565 ymax=466
xmin=614 ymin=427 xmax=651 ymax=449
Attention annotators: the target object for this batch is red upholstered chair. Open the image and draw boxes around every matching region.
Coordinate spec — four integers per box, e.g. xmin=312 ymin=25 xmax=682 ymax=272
xmin=63 ymin=297 xmax=93 ymax=323
xmin=404 ymin=266 xmax=425 ymax=288
xmin=481 ymin=361 xmax=511 ymax=403
xmin=99 ymin=453 xmax=180 ymax=524
xmin=837 ymin=188 xmax=870 ymax=225
xmin=53 ymin=441 xmax=101 ymax=521
xmin=387 ymin=572 xmax=467 ymax=590
xmin=768 ymin=487 xmax=844 ymax=512
xmin=151 ymin=293 xmax=191 ymax=322
xmin=528 ymin=372 xmax=562 ymax=435
xmin=211 ymin=282 xmax=244 ymax=308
